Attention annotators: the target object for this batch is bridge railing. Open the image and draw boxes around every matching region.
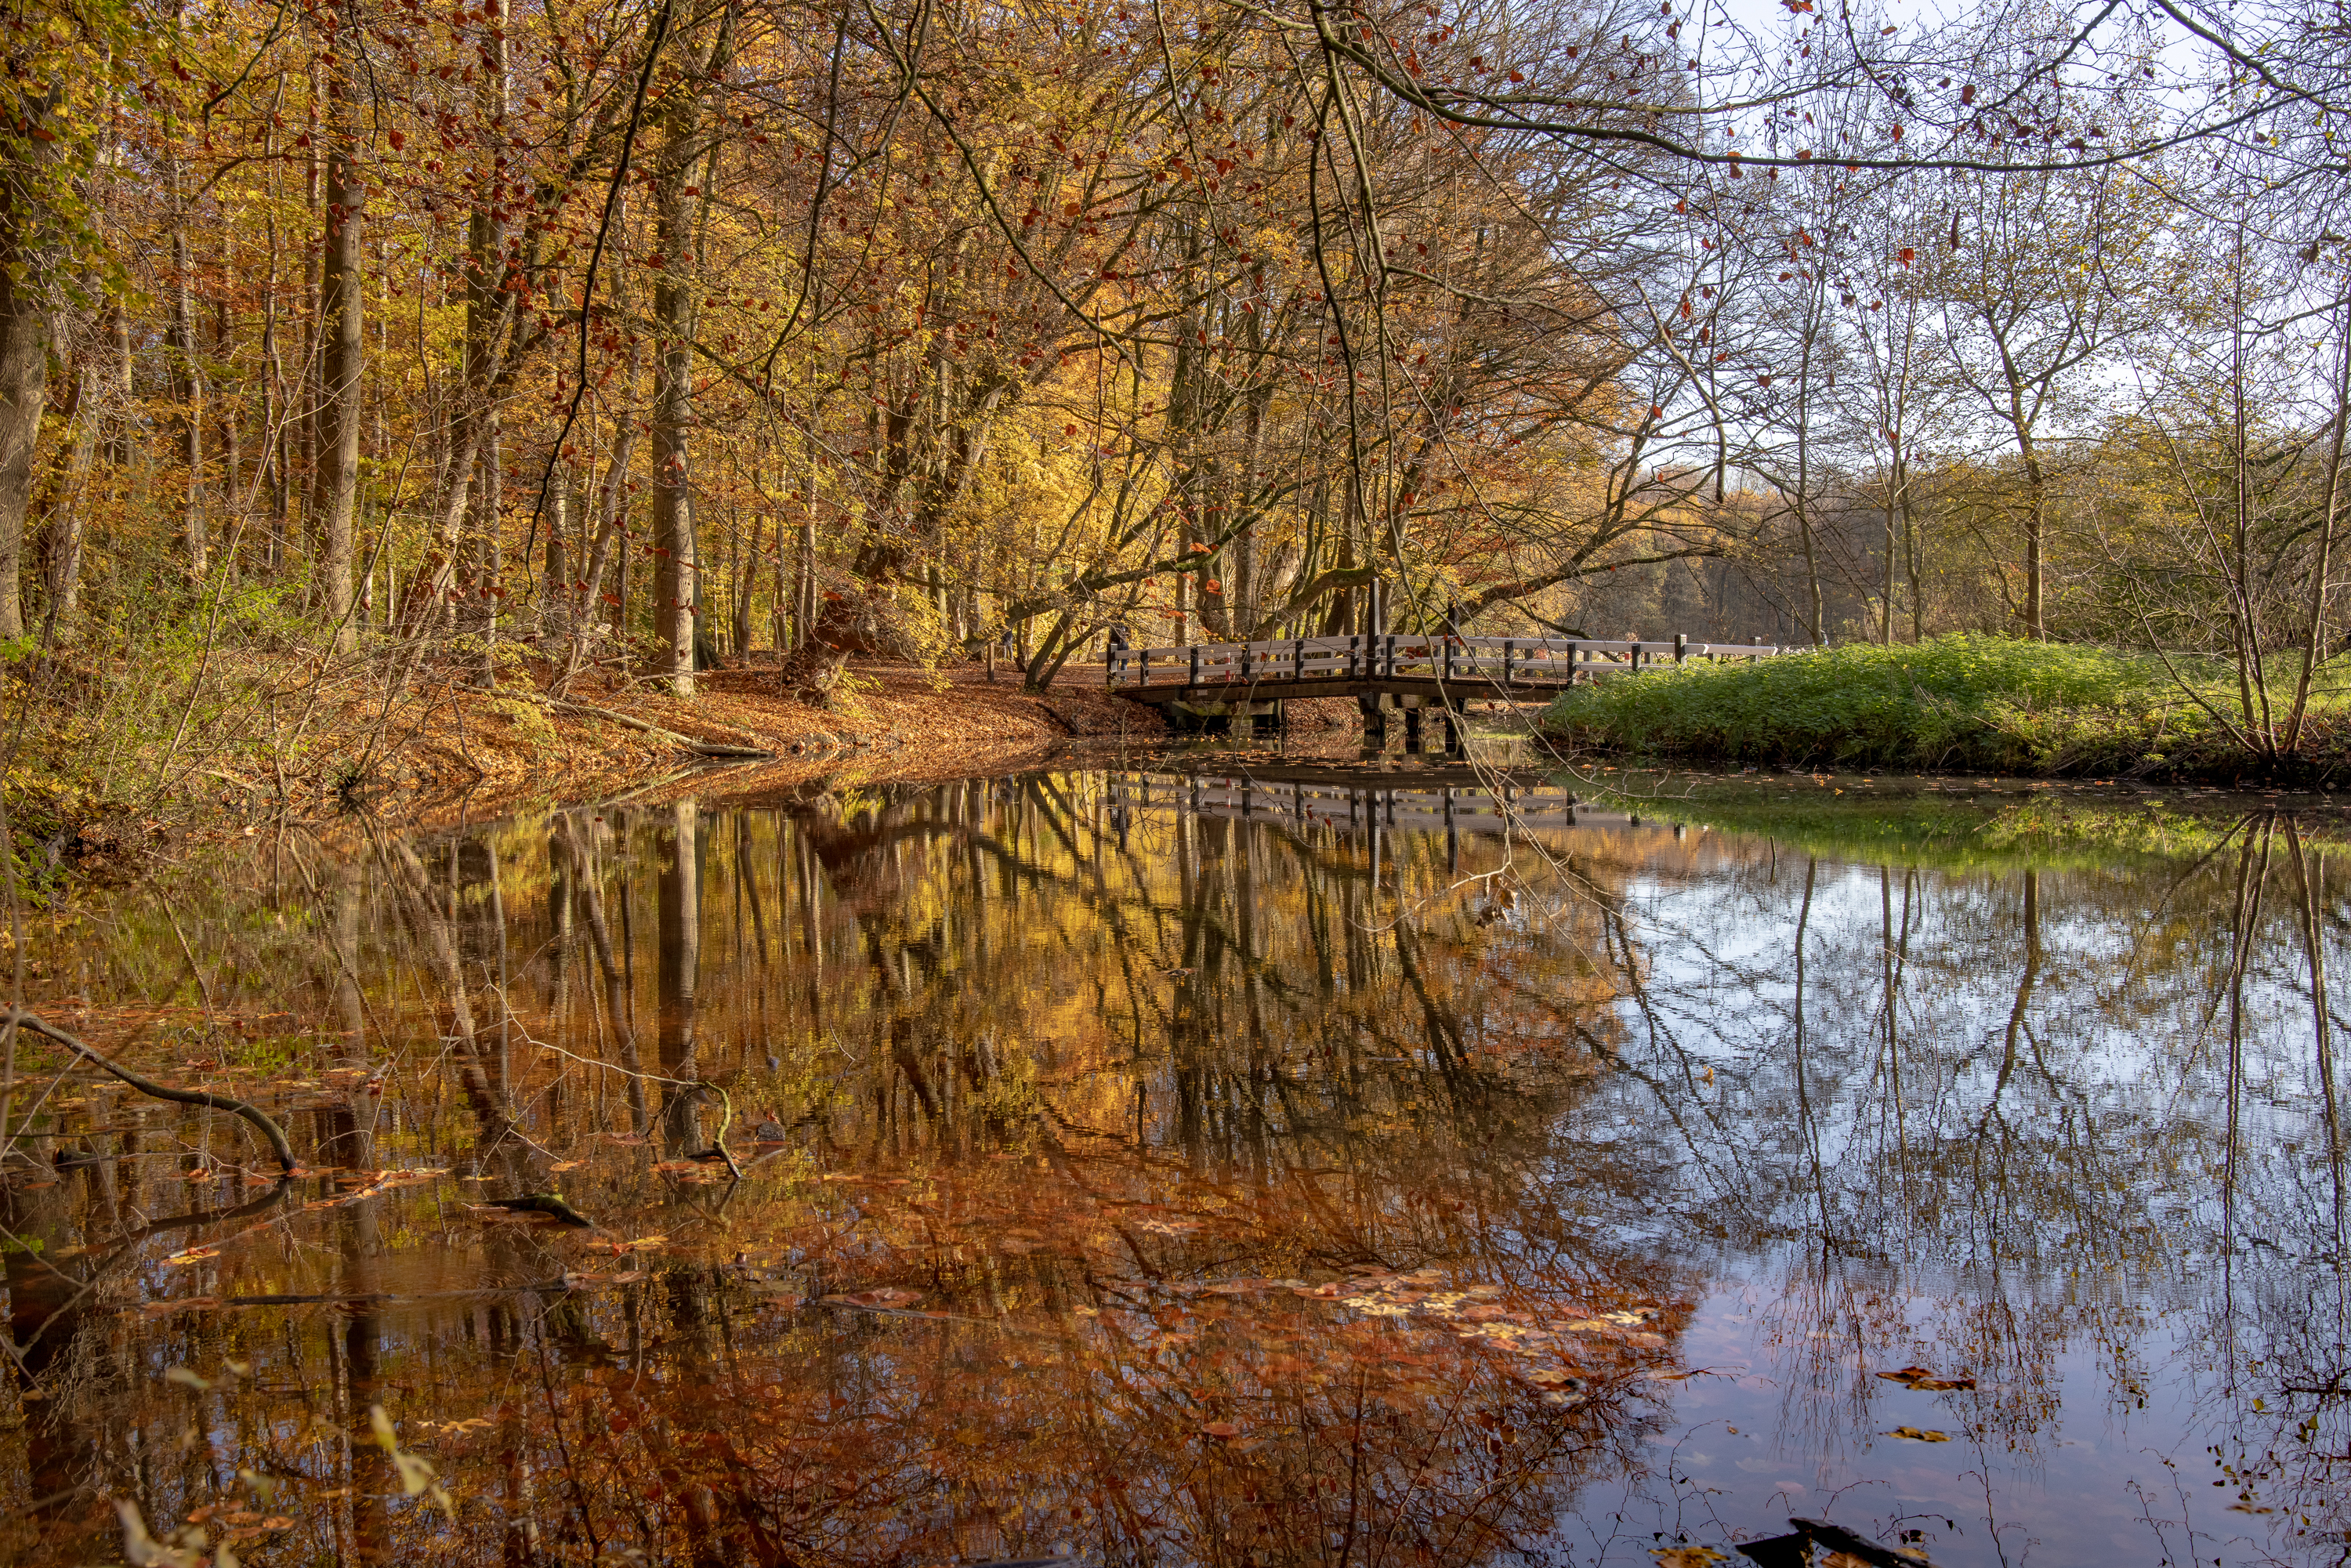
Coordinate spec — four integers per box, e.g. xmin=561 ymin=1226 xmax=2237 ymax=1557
xmin=1105 ymin=772 xmax=1603 ymax=831
xmin=1104 ymin=633 xmax=1780 ymax=690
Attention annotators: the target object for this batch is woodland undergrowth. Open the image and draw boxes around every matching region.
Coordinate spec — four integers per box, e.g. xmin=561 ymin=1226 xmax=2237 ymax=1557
xmin=0 ymin=588 xmax=676 ymax=897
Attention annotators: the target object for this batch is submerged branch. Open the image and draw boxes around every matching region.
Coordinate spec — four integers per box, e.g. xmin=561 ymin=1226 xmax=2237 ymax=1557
xmin=1 ymin=1008 xmax=299 ymax=1174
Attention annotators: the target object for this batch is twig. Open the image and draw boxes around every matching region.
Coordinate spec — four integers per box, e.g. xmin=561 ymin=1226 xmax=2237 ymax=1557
xmin=0 ymin=1009 xmax=297 ymax=1173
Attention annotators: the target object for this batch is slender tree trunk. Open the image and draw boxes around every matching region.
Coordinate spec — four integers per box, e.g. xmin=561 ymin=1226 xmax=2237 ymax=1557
xmin=648 ymin=52 xmax=712 ymax=697
xmin=731 ymin=508 xmax=754 ymax=656
xmin=38 ymin=344 xmax=99 ymax=636
xmin=1795 ymin=314 xmax=1824 ymax=646
xmin=1881 ymin=451 xmax=1899 ymax=645
xmin=465 ymin=410 xmax=504 ymax=656
xmin=795 ymin=473 xmax=816 ymax=645
xmin=213 ymin=258 xmax=242 ymax=555
xmin=458 ymin=0 xmax=511 ymax=668
xmin=165 ymin=208 xmax=208 ymax=578
xmin=1904 ymin=468 xmax=1925 ymax=643
xmin=542 ymin=466 xmax=569 ymax=640
xmin=0 ymin=289 xmax=40 ymax=643
xmin=0 ymin=86 xmax=63 ymax=642
xmin=571 ymin=341 xmax=643 ymax=666
xmin=2005 ymin=391 xmax=2047 ymax=641
xmin=317 ymin=21 xmax=366 ymax=652
xmin=2286 ymin=292 xmax=2351 ymax=755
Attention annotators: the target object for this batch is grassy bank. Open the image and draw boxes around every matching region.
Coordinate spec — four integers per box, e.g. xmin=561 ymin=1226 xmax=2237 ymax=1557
xmin=1538 ymin=635 xmax=2351 ymax=778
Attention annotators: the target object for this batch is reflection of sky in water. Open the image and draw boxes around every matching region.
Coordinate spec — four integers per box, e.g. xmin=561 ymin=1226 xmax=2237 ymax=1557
xmin=2 ymin=772 xmax=2344 ymax=1568
xmin=1590 ymin=837 xmax=2349 ymax=1565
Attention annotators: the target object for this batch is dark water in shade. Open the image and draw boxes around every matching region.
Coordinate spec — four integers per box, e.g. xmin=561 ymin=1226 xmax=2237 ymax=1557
xmin=2 ymin=761 xmax=2348 ymax=1568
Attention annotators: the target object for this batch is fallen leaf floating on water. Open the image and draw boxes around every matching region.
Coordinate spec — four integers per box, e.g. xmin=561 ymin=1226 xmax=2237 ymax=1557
xmin=1651 ymin=1548 xmax=1729 ymax=1566
xmin=161 ymin=1246 xmax=221 ymax=1267
xmin=1878 ymin=1364 xmax=1976 ymax=1390
xmin=560 ymin=1270 xmax=647 ymax=1289
xmin=1886 ymin=1425 xmax=1951 ymax=1442
xmin=1199 ymin=1421 xmax=1243 ymax=1439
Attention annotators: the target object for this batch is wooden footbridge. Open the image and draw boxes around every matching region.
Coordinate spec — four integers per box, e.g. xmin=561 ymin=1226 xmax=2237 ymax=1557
xmin=1104 ymin=632 xmax=1780 ymax=734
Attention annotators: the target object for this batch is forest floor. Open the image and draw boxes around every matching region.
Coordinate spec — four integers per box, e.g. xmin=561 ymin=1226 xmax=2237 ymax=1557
xmin=346 ymin=656 xmax=1185 ymax=832
xmin=49 ymin=654 xmax=1371 ymax=867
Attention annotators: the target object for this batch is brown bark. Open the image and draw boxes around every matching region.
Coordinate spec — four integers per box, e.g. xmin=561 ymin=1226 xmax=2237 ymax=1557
xmin=648 ymin=18 xmax=725 ymax=696
xmin=164 ymin=168 xmax=208 ymax=578
xmin=36 ymin=338 xmax=100 ymax=635
xmin=0 ymin=82 xmax=64 ymax=643
xmin=317 ymin=17 xmax=367 ymax=651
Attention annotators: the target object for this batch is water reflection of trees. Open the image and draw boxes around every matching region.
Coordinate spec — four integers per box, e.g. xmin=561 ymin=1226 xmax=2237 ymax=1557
xmin=1569 ymin=814 xmax=2351 ymax=1559
xmin=17 ymin=783 xmax=2349 ymax=1566
xmin=2 ymin=773 xmax=1698 ymax=1568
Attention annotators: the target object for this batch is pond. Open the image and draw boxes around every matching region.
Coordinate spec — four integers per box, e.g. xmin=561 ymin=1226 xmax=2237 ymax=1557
xmin=2 ymin=759 xmax=2346 ymax=1568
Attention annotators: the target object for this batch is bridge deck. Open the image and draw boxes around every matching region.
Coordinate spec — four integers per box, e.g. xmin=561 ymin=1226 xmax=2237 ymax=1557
xmin=1104 ymin=634 xmax=1779 ymax=705
xmin=1105 ymin=770 xmax=1617 ymax=833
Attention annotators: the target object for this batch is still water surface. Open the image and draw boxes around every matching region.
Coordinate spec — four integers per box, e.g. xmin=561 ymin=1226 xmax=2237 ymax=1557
xmin=3 ymin=761 xmax=2347 ymax=1567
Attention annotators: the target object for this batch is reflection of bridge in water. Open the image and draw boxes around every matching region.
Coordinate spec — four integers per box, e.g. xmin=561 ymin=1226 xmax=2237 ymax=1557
xmin=1104 ymin=766 xmax=1639 ymax=841
xmin=1104 ymin=633 xmax=1781 ymax=741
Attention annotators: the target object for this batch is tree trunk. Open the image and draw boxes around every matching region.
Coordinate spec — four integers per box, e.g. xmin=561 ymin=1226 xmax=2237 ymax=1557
xmin=1795 ymin=299 xmax=1824 ymax=646
xmin=37 ymin=342 xmax=100 ymax=637
xmin=317 ymin=26 xmax=366 ymax=652
xmin=0 ymin=88 xmax=63 ymax=642
xmin=458 ymin=0 xmax=511 ymax=668
xmin=569 ymin=339 xmax=643 ymax=669
xmin=541 ymin=467 xmax=570 ymax=641
xmin=731 ymin=507 xmax=754 ymax=656
xmin=213 ymin=267 xmax=242 ymax=555
xmin=0 ymin=281 xmax=41 ymax=643
xmin=647 ymin=24 xmax=718 ymax=697
xmin=1881 ymin=449 xmax=1899 ymax=646
xmin=165 ymin=216 xmax=208 ymax=578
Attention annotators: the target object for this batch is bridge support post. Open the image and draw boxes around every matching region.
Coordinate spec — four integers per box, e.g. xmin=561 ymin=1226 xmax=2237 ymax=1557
xmin=1404 ymin=704 xmax=1425 ymax=751
xmin=1358 ymin=693 xmax=1388 ymax=749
